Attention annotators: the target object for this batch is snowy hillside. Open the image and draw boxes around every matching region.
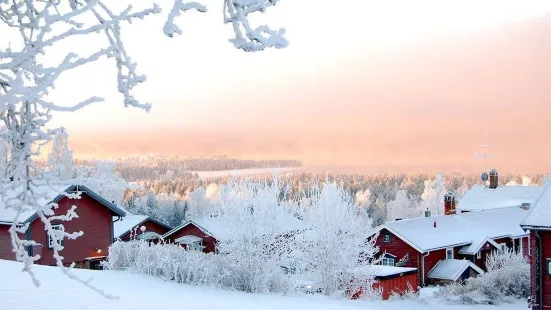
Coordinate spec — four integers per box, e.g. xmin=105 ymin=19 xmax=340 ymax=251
xmin=0 ymin=260 xmax=527 ymax=310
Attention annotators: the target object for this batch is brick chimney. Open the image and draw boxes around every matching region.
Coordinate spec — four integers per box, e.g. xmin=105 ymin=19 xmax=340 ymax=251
xmin=444 ymin=191 xmax=456 ymax=215
xmin=489 ymin=169 xmax=498 ymax=189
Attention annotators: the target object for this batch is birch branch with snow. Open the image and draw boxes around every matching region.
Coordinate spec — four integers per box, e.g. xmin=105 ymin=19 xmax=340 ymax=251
xmin=0 ymin=0 xmax=288 ymax=296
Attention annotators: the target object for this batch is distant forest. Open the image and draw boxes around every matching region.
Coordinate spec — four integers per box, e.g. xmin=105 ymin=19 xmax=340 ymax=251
xmin=74 ymin=155 xmax=303 ymax=182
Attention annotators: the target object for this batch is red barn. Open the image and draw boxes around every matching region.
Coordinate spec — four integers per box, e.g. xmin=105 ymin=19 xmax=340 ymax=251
xmin=347 ymin=266 xmax=418 ymax=300
xmin=370 ymin=205 xmax=528 ymax=286
xmin=521 ymin=180 xmax=551 ymax=310
xmin=0 ymin=185 xmax=126 ymax=269
xmin=114 ymin=215 xmax=172 ymax=242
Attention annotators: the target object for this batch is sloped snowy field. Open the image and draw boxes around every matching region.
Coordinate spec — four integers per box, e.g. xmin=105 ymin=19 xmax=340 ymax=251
xmin=0 ymin=260 xmax=526 ymax=310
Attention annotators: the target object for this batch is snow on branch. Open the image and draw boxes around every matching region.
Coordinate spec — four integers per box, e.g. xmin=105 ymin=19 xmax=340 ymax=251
xmin=223 ymin=0 xmax=288 ymax=52
xmin=1 ymin=0 xmax=288 ymax=297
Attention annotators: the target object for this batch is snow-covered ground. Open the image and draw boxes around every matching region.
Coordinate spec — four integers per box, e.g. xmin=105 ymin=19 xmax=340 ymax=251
xmin=0 ymin=260 xmax=527 ymax=310
xmin=195 ymin=167 xmax=304 ymax=179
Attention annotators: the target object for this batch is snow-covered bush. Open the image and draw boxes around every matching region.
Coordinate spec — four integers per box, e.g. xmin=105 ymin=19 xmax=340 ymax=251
xmin=106 ymin=241 xmax=228 ymax=287
xmin=387 ymin=283 xmax=419 ymax=301
xmin=434 ymin=249 xmax=529 ymax=304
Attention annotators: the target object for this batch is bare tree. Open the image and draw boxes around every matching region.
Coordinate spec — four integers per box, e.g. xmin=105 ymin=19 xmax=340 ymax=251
xmin=0 ymin=0 xmax=288 ymax=294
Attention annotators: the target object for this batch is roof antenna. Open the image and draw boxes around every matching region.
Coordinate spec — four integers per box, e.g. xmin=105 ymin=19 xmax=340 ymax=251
xmin=475 ymin=128 xmax=497 ymax=182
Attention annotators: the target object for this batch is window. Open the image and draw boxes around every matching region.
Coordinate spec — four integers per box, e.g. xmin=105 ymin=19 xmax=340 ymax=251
xmin=547 ymin=259 xmax=551 ymax=276
xmin=476 ymin=251 xmax=481 ymax=259
xmin=48 ymin=224 xmax=64 ymax=249
xmin=383 ymin=234 xmax=391 ymax=243
xmin=189 ymin=241 xmax=203 ymax=252
xmin=446 ymin=248 xmax=454 ymax=260
xmin=498 ymin=243 xmax=506 ymax=253
xmin=381 ymin=257 xmax=395 ymax=266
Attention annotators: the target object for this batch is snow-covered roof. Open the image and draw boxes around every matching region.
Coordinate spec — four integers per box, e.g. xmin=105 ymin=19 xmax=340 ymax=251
xmin=349 ymin=265 xmax=417 ymax=278
xmin=458 ymin=237 xmax=500 ymax=255
xmin=114 ymin=215 xmax=149 ymax=238
xmin=114 ymin=215 xmax=171 ymax=238
xmin=175 ymin=235 xmax=203 ymax=244
xmin=374 ymin=206 xmax=528 ymax=252
xmin=137 ymin=231 xmax=163 ymax=240
xmin=0 ymin=184 xmax=125 ymax=225
xmin=457 ymin=185 xmax=543 ymax=212
xmin=521 ymin=180 xmax=551 ymax=229
xmin=427 ymin=259 xmax=484 ymax=281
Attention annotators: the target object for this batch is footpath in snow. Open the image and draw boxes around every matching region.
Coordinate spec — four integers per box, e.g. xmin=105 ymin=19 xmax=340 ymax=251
xmin=0 ymin=260 xmax=526 ymax=310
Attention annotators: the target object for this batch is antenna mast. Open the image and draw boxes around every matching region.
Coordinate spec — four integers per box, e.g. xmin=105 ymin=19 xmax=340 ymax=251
xmin=475 ymin=128 xmax=495 ymax=173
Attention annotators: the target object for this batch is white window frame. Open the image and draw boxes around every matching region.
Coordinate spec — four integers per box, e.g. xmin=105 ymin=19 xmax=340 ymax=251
xmin=381 ymin=257 xmax=395 ymax=266
xmin=446 ymin=247 xmax=454 ymax=260
xmin=48 ymin=224 xmax=64 ymax=249
xmin=476 ymin=251 xmax=481 ymax=259
xmin=498 ymin=243 xmax=506 ymax=253
xmin=189 ymin=241 xmax=203 ymax=252
xmin=383 ymin=234 xmax=391 ymax=243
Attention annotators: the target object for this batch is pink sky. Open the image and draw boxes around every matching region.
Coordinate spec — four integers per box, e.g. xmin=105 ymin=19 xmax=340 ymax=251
xmin=56 ymin=4 xmax=551 ymax=173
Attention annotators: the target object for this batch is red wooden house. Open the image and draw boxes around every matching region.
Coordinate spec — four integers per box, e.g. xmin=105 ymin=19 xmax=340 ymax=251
xmin=162 ymin=219 xmax=219 ymax=253
xmin=0 ymin=185 xmax=126 ymax=269
xmin=457 ymin=169 xmax=543 ymax=213
xmin=370 ymin=196 xmax=529 ymax=286
xmin=521 ymin=180 xmax=551 ymax=310
xmin=114 ymin=215 xmax=172 ymax=242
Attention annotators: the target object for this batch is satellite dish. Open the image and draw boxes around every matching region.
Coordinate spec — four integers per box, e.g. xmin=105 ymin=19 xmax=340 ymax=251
xmin=481 ymin=172 xmax=489 ymax=182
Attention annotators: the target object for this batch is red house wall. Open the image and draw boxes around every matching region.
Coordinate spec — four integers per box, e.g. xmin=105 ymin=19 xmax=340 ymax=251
xmin=30 ymin=194 xmax=113 ymax=266
xmin=349 ymin=273 xmax=418 ymax=300
xmin=530 ymin=231 xmax=551 ymax=310
xmin=375 ymin=229 xmax=423 ymax=283
xmin=422 ymin=248 xmax=447 ymax=284
xmin=118 ymin=220 xmax=169 ymax=242
xmin=164 ymin=224 xmax=217 ymax=253
xmin=375 ymin=273 xmax=419 ymax=300
xmin=0 ymin=225 xmax=14 ymax=260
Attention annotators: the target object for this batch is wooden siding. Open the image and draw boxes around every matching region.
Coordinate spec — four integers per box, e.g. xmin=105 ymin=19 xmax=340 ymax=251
xmin=348 ymin=272 xmax=418 ymax=300
xmin=118 ymin=220 xmax=170 ymax=242
xmin=423 ymin=248 xmax=447 ymax=285
xmin=0 ymin=225 xmax=14 ymax=260
xmin=164 ymin=223 xmax=217 ymax=253
xmin=375 ymin=229 xmax=420 ymax=268
xmin=530 ymin=231 xmax=551 ymax=310
xmin=30 ymin=194 xmax=113 ymax=266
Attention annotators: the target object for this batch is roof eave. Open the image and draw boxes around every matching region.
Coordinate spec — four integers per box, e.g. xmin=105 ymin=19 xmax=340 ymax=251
xmin=520 ymin=225 xmax=551 ymax=231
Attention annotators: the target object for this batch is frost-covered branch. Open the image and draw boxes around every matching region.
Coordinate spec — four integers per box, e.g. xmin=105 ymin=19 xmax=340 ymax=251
xmin=1 ymin=0 xmax=288 ymax=297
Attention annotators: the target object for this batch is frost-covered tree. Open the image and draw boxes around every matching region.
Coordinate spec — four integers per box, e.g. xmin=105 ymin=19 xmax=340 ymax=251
xmin=420 ymin=174 xmax=446 ymax=216
xmin=187 ymin=186 xmax=216 ymax=217
xmin=387 ymin=190 xmax=417 ymax=221
xmin=210 ymin=176 xmax=299 ymax=293
xmin=47 ymin=128 xmax=73 ymax=181
xmin=296 ymin=183 xmax=379 ymax=295
xmin=1 ymin=0 xmax=288 ymax=292
xmin=0 ymin=126 xmax=9 ymax=177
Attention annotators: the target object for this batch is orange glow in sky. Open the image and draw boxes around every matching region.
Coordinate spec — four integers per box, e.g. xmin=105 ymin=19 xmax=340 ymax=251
xmin=48 ymin=1 xmax=551 ymax=173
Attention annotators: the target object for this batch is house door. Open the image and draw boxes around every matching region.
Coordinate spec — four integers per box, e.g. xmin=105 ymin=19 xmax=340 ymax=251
xmin=89 ymin=259 xmax=103 ymax=270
